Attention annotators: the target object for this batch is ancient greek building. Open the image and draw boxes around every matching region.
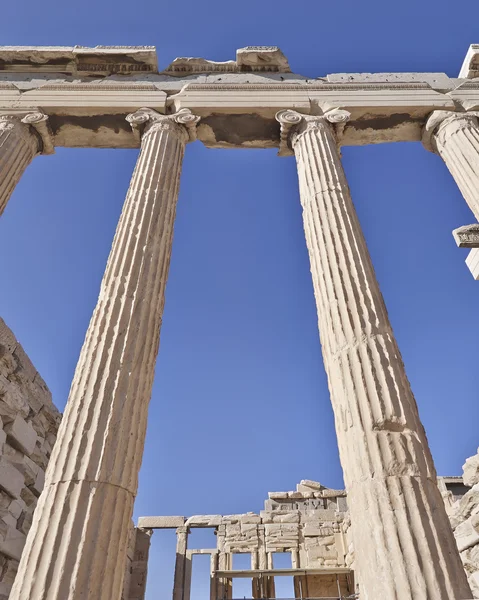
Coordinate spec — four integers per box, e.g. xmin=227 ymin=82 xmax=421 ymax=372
xmin=0 ymin=44 xmax=478 ymax=599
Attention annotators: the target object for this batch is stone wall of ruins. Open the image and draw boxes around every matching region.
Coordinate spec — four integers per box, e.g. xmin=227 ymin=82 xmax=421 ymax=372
xmin=445 ymin=449 xmax=479 ymax=597
xmin=0 ymin=317 xmax=61 ymax=599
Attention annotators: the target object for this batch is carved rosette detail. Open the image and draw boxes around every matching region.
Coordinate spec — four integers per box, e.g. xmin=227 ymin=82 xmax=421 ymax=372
xmin=276 ymin=109 xmax=351 ymax=156
xmin=127 ymin=107 xmax=200 ymax=143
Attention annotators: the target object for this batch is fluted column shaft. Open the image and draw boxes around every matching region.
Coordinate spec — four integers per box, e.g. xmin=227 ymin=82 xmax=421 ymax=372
xmin=424 ymin=111 xmax=479 ymax=220
xmin=277 ymin=109 xmax=471 ymax=599
xmin=10 ymin=108 xmax=199 ymax=600
xmin=0 ymin=114 xmax=43 ymax=216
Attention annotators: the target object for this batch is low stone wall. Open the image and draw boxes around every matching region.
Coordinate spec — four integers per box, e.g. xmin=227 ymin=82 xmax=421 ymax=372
xmin=449 ymin=449 xmax=479 ymax=597
xmin=0 ymin=318 xmax=61 ymax=598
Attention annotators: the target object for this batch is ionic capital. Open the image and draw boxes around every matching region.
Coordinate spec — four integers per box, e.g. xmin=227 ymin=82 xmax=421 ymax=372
xmin=127 ymin=108 xmax=200 ymax=144
xmin=0 ymin=111 xmax=54 ymax=155
xmin=275 ymin=108 xmax=351 ymax=156
xmin=422 ymin=110 xmax=479 ymax=153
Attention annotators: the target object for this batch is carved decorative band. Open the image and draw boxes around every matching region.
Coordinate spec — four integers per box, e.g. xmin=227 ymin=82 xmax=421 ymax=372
xmin=126 ymin=108 xmax=201 ymax=143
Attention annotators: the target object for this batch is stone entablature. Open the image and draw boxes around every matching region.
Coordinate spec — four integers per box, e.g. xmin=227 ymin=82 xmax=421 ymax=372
xmin=0 ymin=44 xmax=478 ymax=151
xmin=0 ymin=318 xmax=61 ymax=599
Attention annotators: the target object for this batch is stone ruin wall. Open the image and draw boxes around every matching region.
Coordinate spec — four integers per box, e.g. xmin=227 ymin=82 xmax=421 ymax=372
xmin=0 ymin=317 xmax=61 ymax=598
xmin=443 ymin=449 xmax=479 ymax=597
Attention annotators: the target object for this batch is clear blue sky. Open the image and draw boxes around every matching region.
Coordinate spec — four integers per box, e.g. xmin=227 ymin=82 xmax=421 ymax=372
xmin=1 ymin=1 xmax=479 ymax=597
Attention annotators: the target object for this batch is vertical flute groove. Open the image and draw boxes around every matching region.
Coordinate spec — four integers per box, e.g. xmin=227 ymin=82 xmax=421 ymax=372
xmin=429 ymin=112 xmax=479 ymax=220
xmin=10 ymin=114 xmax=192 ymax=600
xmin=291 ymin=115 xmax=471 ymax=599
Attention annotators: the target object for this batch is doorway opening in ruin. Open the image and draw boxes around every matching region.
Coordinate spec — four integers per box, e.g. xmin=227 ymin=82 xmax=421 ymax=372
xmin=190 ymin=554 xmax=211 ymax=600
xmin=232 ymin=553 xmax=253 ymax=598
xmin=271 ymin=552 xmax=294 ymax=598
xmin=144 ymin=528 xmax=177 ymax=599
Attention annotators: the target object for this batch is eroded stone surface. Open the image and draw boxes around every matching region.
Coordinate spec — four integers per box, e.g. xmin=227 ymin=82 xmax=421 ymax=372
xmin=449 ymin=449 xmax=479 ymax=597
xmin=0 ymin=318 xmax=61 ymax=597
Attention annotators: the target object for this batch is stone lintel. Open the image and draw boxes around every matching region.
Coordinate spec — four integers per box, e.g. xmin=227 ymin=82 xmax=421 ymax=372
xmin=459 ymin=44 xmax=479 ymax=79
xmin=137 ymin=516 xmax=185 ymax=529
xmin=0 ymin=45 xmax=158 ymax=76
xmin=453 ymin=224 xmax=479 ymax=247
xmin=185 ymin=515 xmax=222 ymax=527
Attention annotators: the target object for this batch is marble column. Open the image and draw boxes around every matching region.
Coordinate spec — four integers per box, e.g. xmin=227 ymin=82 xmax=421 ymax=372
xmin=173 ymin=526 xmax=189 ymax=600
xmin=276 ymin=108 xmax=472 ymax=600
xmin=10 ymin=108 xmax=199 ymax=600
xmin=0 ymin=111 xmax=52 ymax=217
xmin=423 ymin=110 xmax=479 ymax=220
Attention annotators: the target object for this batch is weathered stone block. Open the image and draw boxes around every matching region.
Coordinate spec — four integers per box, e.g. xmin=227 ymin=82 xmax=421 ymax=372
xmin=5 ymin=415 xmax=37 ymax=455
xmin=456 ymin=515 xmax=479 ymax=552
xmin=31 ymin=467 xmax=45 ymax=496
xmin=464 ymin=450 xmax=479 ymax=487
xmin=0 ymin=526 xmax=26 ymax=560
xmin=137 ymin=516 xmax=185 ymax=529
xmin=185 ymin=515 xmax=221 ymax=527
xmin=0 ymin=319 xmax=17 ymax=355
xmin=0 ymin=460 xmax=24 ymax=499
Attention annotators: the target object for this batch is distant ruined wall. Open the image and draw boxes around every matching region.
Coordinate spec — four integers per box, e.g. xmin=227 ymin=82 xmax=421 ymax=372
xmin=447 ymin=449 xmax=479 ymax=598
xmin=0 ymin=317 xmax=61 ymax=598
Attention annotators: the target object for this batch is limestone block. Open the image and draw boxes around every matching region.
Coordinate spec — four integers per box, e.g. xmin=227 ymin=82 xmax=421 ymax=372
xmin=137 ymin=516 xmax=185 ymax=529
xmin=288 ymin=491 xmax=305 ymax=499
xmin=456 ymin=516 xmax=479 ymax=552
xmin=4 ymin=415 xmax=37 ymax=455
xmin=268 ymin=492 xmax=288 ymax=499
xmin=0 ymin=460 xmax=23 ymax=499
xmin=1 ymin=559 xmax=18 ymax=587
xmin=31 ymin=467 xmax=45 ymax=496
xmin=0 ymin=383 xmax=29 ymax=421
xmin=240 ymin=513 xmax=261 ymax=524
xmin=1 ymin=512 xmax=17 ymax=529
xmin=270 ymin=512 xmax=300 ymax=524
xmin=8 ymin=501 xmax=23 ymax=520
xmin=19 ymin=486 xmax=35 ymax=509
xmin=469 ymin=570 xmax=479 ymax=598
xmin=0 ymin=582 xmax=11 ymax=600
xmin=11 ymin=345 xmax=36 ymax=384
xmin=298 ymin=479 xmax=322 ymax=491
xmin=17 ymin=510 xmax=33 ymax=536
xmin=185 ymin=515 xmax=221 ymax=527
xmin=0 ymin=526 xmax=26 ymax=560
xmin=221 ymin=515 xmax=241 ymax=524
xmin=464 ymin=450 xmax=479 ymax=487
xmin=451 ymin=484 xmax=479 ymax=527
xmin=240 ymin=523 xmax=257 ymax=534
xmin=0 ymin=319 xmax=17 ymax=355
xmin=236 ymin=46 xmax=290 ymax=72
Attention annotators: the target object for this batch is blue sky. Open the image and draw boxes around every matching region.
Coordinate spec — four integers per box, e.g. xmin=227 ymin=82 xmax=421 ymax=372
xmin=1 ymin=1 xmax=479 ymax=598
